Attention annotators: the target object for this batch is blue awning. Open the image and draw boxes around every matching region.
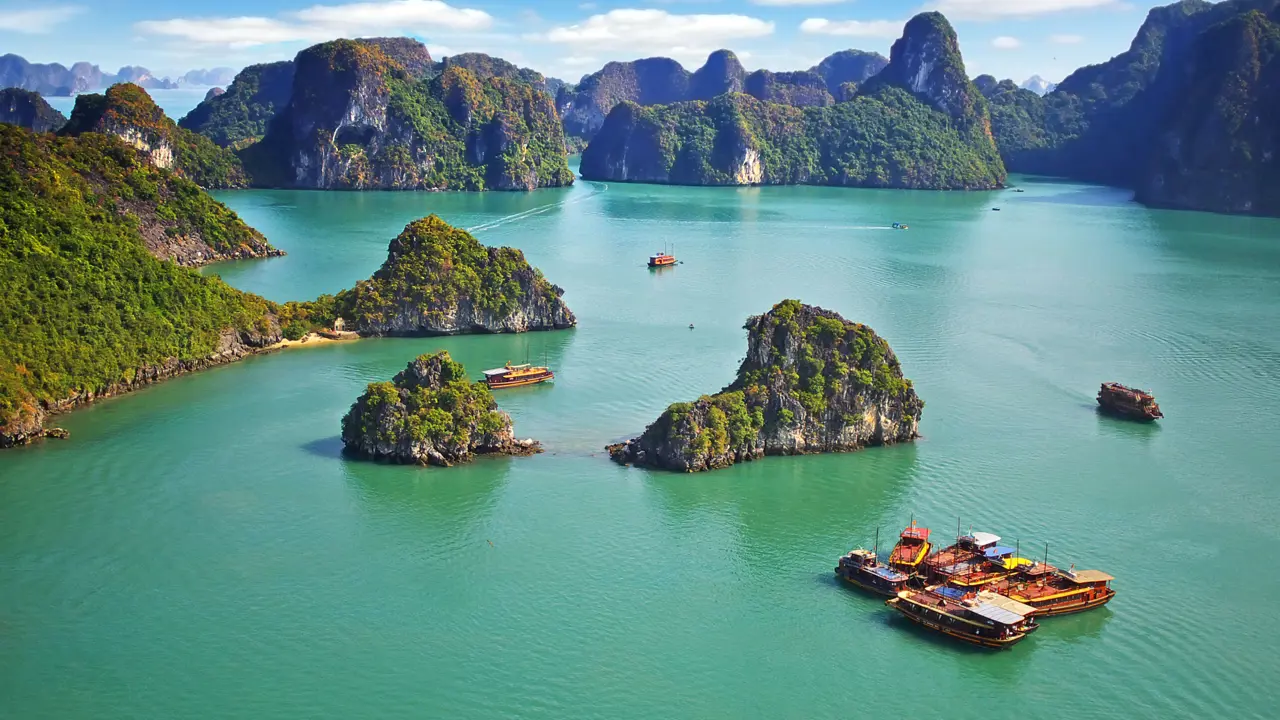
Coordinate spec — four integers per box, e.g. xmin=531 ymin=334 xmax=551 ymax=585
xmin=984 ymin=546 xmax=1017 ymax=558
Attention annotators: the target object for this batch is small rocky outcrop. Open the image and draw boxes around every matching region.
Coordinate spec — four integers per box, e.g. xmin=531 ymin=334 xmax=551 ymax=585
xmin=330 ymin=215 xmax=576 ymax=335
xmin=609 ymin=300 xmax=923 ymax=472
xmin=341 ymin=351 xmax=540 ymax=466
xmin=204 ymin=87 xmax=225 ymax=102
xmin=60 ymin=83 xmax=248 ymax=188
xmin=0 ymin=88 xmax=67 ymax=132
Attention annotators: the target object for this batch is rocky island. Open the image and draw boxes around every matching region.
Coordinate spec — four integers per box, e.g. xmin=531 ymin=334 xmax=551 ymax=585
xmin=60 ymin=83 xmax=249 ymax=189
xmin=579 ymin=13 xmax=1004 ymax=190
xmin=179 ymin=61 xmax=297 ymax=148
xmin=237 ymin=39 xmax=572 ymax=191
xmin=341 ymin=351 xmax=540 ymax=466
xmin=608 ymin=301 xmax=923 ymax=472
xmin=280 ymin=215 xmax=575 ymax=338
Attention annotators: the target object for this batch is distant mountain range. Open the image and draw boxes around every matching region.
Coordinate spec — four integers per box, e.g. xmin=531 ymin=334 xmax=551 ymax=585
xmin=1020 ymin=75 xmax=1057 ymax=95
xmin=0 ymin=54 xmax=237 ymax=96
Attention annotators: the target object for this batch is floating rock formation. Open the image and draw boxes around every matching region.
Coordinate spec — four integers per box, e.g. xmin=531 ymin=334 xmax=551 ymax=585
xmin=341 ymin=351 xmax=541 ymax=466
xmin=278 ymin=214 xmax=575 ymax=338
xmin=609 ymin=300 xmax=923 ymax=472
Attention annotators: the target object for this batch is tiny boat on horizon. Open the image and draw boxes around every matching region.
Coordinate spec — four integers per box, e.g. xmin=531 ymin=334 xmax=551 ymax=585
xmin=1097 ymin=382 xmax=1163 ymax=421
xmin=892 ymin=222 xmax=909 ymax=230
xmin=887 ymin=586 xmax=1039 ymax=649
xmin=483 ymin=362 xmax=554 ymax=389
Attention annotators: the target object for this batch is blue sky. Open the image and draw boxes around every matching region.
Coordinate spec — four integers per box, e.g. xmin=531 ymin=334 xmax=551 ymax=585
xmin=0 ymin=0 xmax=1178 ymax=84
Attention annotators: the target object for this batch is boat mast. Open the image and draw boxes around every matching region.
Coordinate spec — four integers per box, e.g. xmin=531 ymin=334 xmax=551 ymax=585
xmin=874 ymin=527 xmax=880 ymax=560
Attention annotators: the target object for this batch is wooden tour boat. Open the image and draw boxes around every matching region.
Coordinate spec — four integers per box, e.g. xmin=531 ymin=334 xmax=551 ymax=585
xmin=888 ymin=523 xmax=932 ymax=574
xmin=887 ymin=586 xmax=1039 ymax=649
xmin=483 ymin=362 xmax=554 ymax=389
xmin=989 ymin=565 xmax=1116 ymax=617
xmin=836 ymin=529 xmax=911 ymax=597
xmin=925 ymin=531 xmax=1001 ymax=581
xmin=940 ymin=545 xmax=1033 ymax=590
xmin=648 ymin=251 xmax=677 ymax=268
xmin=1097 ymin=382 xmax=1163 ymax=421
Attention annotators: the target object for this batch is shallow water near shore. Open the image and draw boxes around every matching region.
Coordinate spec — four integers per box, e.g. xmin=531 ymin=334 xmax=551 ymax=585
xmin=3 ymin=171 xmax=1280 ymax=718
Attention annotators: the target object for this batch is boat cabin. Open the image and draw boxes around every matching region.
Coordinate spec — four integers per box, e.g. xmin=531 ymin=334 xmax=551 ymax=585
xmin=649 ymin=252 xmax=677 ymax=267
xmin=483 ymin=362 xmax=555 ymax=389
xmin=836 ymin=548 xmax=910 ymax=597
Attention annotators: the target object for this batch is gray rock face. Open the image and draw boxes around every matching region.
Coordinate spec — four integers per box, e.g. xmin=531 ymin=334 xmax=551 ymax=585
xmin=609 ymin=301 xmax=923 ymax=472
xmin=340 ymin=352 xmax=541 ymax=466
xmin=0 ymin=88 xmax=67 ymax=132
xmin=873 ymin=12 xmax=980 ymax=121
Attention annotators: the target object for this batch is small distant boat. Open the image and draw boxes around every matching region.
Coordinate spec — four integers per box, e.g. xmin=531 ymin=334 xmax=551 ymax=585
xmin=1097 ymin=382 xmax=1163 ymax=421
xmin=992 ymin=207 xmax=1002 ymax=211
xmin=1014 ymin=189 xmax=1025 ymax=193
xmin=483 ymin=362 xmax=554 ymax=389
xmin=889 ymin=523 xmax=932 ymax=574
xmin=649 ymin=252 xmax=677 ymax=268
xmin=891 ymin=222 xmax=909 ymax=230
xmin=887 ymin=586 xmax=1039 ymax=649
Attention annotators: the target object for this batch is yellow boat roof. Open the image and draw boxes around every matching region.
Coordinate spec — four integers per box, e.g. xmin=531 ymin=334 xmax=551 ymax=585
xmin=976 ymin=591 xmax=1037 ymax=618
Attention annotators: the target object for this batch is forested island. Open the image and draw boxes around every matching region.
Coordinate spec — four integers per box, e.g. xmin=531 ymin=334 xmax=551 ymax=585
xmin=578 ymin=13 xmax=1006 ymax=190
xmin=608 ymin=301 xmax=923 ymax=473
xmin=0 ymin=124 xmax=573 ymax=447
xmin=341 ymin=351 xmax=541 ymax=466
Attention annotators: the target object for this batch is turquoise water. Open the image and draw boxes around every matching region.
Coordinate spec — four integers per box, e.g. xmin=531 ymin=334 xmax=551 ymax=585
xmin=2 ymin=173 xmax=1279 ymax=718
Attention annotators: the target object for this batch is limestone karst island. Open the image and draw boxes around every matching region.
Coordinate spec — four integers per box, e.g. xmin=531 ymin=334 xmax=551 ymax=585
xmin=1 ymin=0 xmax=1278 ymax=717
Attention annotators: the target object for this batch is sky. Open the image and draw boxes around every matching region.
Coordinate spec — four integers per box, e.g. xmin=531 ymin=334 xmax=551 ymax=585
xmin=0 ymin=0 xmax=1187 ymax=85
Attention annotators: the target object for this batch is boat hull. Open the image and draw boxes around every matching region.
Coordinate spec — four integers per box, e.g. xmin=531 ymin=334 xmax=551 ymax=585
xmin=835 ymin=568 xmax=905 ymax=598
xmin=1019 ymin=588 xmax=1116 ymax=617
xmin=887 ymin=598 xmax=1026 ymax=649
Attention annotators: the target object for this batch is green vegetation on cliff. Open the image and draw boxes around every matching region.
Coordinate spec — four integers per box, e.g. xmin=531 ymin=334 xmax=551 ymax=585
xmin=243 ymin=40 xmax=572 ymax=191
xmin=609 ymin=300 xmax=923 ymax=472
xmin=0 ymin=125 xmax=276 ymax=441
xmin=278 ymin=214 xmax=573 ymax=337
xmin=179 ymin=61 xmax=296 ymax=148
xmin=62 ymin=83 xmax=248 ymax=188
xmin=580 ymin=13 xmax=1004 ymax=189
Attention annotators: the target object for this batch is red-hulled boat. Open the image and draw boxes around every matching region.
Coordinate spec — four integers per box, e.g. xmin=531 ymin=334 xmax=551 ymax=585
xmin=1097 ymin=382 xmax=1163 ymax=421
xmin=988 ymin=564 xmax=1116 ymax=617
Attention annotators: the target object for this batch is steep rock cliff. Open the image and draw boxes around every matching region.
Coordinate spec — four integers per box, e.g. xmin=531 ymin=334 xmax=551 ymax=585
xmin=180 ymin=61 xmax=297 ymax=147
xmin=0 ymin=125 xmax=282 ymax=447
xmin=580 ymin=14 xmax=1005 ymax=190
xmin=61 ymin=83 xmax=248 ymax=188
xmin=608 ymin=301 xmax=923 ymax=472
xmin=243 ymin=40 xmax=572 ymax=190
xmin=561 ymin=57 xmax=691 ymax=139
xmin=341 ymin=351 xmax=540 ymax=466
xmin=311 ymin=215 xmax=575 ymax=336
xmin=1137 ymin=8 xmax=1280 ymax=214
xmin=0 ymin=89 xmax=67 ymax=132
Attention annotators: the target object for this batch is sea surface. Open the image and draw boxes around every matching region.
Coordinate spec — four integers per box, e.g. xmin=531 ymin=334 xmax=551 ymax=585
xmin=3 ymin=171 xmax=1279 ymax=718
xmin=45 ymin=88 xmax=211 ymax=122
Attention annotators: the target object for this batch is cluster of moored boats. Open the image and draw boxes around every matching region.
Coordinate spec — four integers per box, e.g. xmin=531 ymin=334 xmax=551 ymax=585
xmin=836 ymin=523 xmax=1115 ymax=649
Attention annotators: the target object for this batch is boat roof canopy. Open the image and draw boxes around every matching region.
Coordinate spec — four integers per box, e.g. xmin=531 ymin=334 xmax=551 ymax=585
xmin=1066 ymin=570 xmax=1114 ymax=584
xmin=933 ymin=586 xmax=968 ymax=601
xmin=483 ymin=368 xmax=513 ymax=376
xmin=901 ymin=527 xmax=930 ymax=540
xmin=976 ymin=591 xmax=1037 ymax=618
xmin=983 ymin=546 xmax=1017 ymax=558
xmin=969 ymin=602 xmax=1026 ymax=626
xmin=964 ymin=532 xmax=1001 ymax=547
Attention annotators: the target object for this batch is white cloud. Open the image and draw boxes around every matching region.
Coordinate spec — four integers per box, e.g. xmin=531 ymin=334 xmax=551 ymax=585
xmin=799 ymin=18 xmax=904 ymax=38
xmin=136 ymin=0 xmax=493 ymax=48
xmin=538 ymin=9 xmax=773 ymax=62
xmin=0 ymin=5 xmax=83 ymax=34
xmin=750 ymin=0 xmax=848 ymax=6
xmin=1050 ymin=33 xmax=1084 ymax=44
xmin=991 ymin=36 xmax=1021 ymax=49
xmin=922 ymin=0 xmax=1118 ymax=20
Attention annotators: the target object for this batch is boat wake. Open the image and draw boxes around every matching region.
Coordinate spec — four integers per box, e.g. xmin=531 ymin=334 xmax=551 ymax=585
xmin=467 ymin=186 xmax=605 ymax=234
